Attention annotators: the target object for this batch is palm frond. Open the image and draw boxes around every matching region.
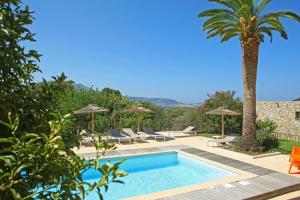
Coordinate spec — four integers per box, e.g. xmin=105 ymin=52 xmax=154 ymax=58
xmin=259 ymin=16 xmax=284 ymax=30
xmin=258 ymin=26 xmax=289 ymax=41
xmin=208 ymin=0 xmax=242 ymax=12
xmin=221 ymin=31 xmax=240 ymax=42
xmin=257 ymin=14 xmax=291 ymax=41
xmin=202 ymin=14 xmax=236 ymax=30
xmin=262 ymin=11 xmax=300 ymax=22
xmin=248 ymin=0 xmax=256 ymax=15
xmin=207 ymin=23 xmax=238 ymax=34
xmin=237 ymin=4 xmax=251 ymax=19
xmin=257 ymin=33 xmax=265 ymax=42
xmin=206 ymin=24 xmax=240 ymax=39
xmin=280 ymin=30 xmax=288 ymax=39
xmin=255 ymin=0 xmax=271 ymax=16
xmin=198 ymin=0 xmax=299 ymax=43
xmin=198 ymin=9 xmax=235 ymax=18
xmin=257 ymin=27 xmax=274 ymax=42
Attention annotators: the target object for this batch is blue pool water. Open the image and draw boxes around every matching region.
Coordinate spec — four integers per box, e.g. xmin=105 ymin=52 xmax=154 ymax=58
xmin=84 ymin=152 xmax=237 ymax=199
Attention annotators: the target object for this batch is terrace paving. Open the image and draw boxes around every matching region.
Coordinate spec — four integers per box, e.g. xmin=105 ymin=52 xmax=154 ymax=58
xmin=74 ymin=136 xmax=300 ymax=199
xmin=160 ymin=147 xmax=300 ymax=200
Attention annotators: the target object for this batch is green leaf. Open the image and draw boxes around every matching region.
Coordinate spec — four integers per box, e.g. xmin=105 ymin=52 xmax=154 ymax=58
xmin=0 ymin=120 xmax=12 ymax=129
xmin=114 ymin=170 xmax=127 ymax=177
xmin=79 ymin=186 xmax=85 ymax=199
xmin=280 ymin=30 xmax=288 ymax=39
xmin=10 ymin=188 xmax=21 ymax=200
xmin=112 ymin=180 xmax=124 ymax=184
xmin=0 ymin=138 xmax=15 ymax=144
xmin=0 ymin=28 xmax=9 ymax=35
xmin=0 ymin=155 xmax=16 ymax=167
xmin=0 ymin=172 xmax=11 ymax=180
xmin=49 ymin=135 xmax=62 ymax=143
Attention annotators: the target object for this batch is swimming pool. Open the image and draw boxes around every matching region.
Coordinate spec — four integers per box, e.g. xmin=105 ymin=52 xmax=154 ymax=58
xmin=84 ymin=152 xmax=237 ymax=199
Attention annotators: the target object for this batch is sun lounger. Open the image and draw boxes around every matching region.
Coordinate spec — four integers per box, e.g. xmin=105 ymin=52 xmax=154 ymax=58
xmin=122 ymin=128 xmax=148 ymax=141
xmin=143 ymin=128 xmax=167 ymax=141
xmin=174 ymin=126 xmax=197 ymax=136
xmin=109 ymin=128 xmax=133 ymax=144
xmin=207 ymin=134 xmax=237 ymax=147
xmin=79 ymin=129 xmax=95 ymax=145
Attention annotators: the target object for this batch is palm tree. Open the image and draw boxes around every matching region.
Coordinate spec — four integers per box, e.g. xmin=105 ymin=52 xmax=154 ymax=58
xmin=198 ymin=0 xmax=300 ymax=149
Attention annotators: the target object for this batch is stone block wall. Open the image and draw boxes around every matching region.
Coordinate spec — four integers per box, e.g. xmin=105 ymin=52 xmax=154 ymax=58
xmin=256 ymin=101 xmax=300 ymax=134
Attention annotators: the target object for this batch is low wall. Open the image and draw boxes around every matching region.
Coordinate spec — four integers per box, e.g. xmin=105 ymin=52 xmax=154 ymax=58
xmin=256 ymin=101 xmax=300 ymax=134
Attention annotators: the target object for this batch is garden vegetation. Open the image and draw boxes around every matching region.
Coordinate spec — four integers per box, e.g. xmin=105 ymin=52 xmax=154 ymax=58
xmin=0 ymin=1 xmax=126 ymax=199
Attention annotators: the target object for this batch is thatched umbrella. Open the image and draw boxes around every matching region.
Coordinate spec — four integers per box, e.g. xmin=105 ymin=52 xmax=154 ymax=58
xmin=206 ymin=107 xmax=240 ymax=138
xmin=74 ymin=104 xmax=109 ymax=133
xmin=122 ymin=106 xmax=152 ymax=132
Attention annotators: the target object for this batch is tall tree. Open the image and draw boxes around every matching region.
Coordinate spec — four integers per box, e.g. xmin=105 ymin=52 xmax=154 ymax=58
xmin=0 ymin=0 xmax=40 ymax=123
xmin=198 ymin=0 xmax=300 ymax=149
xmin=197 ymin=91 xmax=243 ymax=134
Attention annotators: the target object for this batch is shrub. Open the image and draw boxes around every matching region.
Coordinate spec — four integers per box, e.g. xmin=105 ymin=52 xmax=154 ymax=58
xmin=256 ymin=119 xmax=279 ymax=151
xmin=159 ymin=107 xmax=198 ymax=131
xmin=257 ymin=119 xmax=278 ymax=134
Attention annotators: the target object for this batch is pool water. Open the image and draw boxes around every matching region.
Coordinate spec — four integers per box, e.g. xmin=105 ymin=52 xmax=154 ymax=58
xmin=84 ymin=152 xmax=237 ymax=199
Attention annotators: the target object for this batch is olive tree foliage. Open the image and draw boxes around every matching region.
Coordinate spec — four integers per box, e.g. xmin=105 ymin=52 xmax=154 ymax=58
xmin=58 ymin=87 xmax=133 ymax=133
xmin=197 ymin=91 xmax=243 ymax=134
xmin=0 ymin=1 xmax=126 ymax=199
xmin=160 ymin=107 xmax=198 ymax=131
xmin=58 ymin=86 xmax=164 ymax=134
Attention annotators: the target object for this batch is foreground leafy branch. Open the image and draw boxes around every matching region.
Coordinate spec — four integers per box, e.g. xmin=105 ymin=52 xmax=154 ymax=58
xmin=0 ymin=113 xmax=127 ymax=199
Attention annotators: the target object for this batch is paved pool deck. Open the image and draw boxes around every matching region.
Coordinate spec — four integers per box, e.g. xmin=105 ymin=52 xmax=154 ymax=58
xmin=74 ymin=136 xmax=300 ymax=199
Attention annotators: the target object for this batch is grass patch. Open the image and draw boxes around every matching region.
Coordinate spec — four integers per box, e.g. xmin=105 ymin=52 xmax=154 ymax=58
xmin=197 ymin=132 xmax=221 ymax=138
xmin=275 ymin=139 xmax=300 ymax=154
xmin=197 ymin=132 xmax=296 ymax=155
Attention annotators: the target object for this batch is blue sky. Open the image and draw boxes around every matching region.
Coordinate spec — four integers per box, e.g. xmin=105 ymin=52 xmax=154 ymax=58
xmin=27 ymin=0 xmax=300 ymax=103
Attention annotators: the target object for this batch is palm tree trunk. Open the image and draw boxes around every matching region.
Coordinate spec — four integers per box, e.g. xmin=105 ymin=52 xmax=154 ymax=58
xmin=239 ymin=38 xmax=260 ymax=150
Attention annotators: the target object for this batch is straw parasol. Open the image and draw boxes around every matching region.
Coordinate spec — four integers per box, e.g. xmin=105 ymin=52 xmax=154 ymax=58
xmin=74 ymin=104 xmax=109 ymax=133
xmin=122 ymin=106 xmax=152 ymax=132
xmin=206 ymin=107 xmax=240 ymax=138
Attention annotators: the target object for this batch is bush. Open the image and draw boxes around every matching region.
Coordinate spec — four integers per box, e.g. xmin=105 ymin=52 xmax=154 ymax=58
xmin=257 ymin=131 xmax=279 ymax=151
xmin=256 ymin=119 xmax=279 ymax=151
xmin=257 ymin=119 xmax=278 ymax=134
xmin=0 ymin=113 xmax=126 ymax=199
xmin=159 ymin=107 xmax=198 ymax=131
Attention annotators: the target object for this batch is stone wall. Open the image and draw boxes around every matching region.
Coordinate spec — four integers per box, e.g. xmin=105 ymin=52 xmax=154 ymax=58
xmin=256 ymin=101 xmax=300 ymax=134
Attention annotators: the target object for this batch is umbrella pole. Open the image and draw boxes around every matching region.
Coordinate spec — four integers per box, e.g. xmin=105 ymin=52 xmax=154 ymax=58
xmin=137 ymin=112 xmax=140 ymax=132
xmin=221 ymin=114 xmax=224 ymax=139
xmin=92 ymin=112 xmax=95 ymax=134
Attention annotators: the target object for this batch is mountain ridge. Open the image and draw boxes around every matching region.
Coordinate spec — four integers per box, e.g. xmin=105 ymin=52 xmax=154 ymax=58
xmin=127 ymin=96 xmax=196 ymax=108
xmin=74 ymin=83 xmax=200 ymax=107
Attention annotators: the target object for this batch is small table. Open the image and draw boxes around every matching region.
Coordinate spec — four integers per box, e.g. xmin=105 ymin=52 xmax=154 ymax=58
xmin=212 ymin=135 xmax=222 ymax=140
xmin=207 ymin=135 xmax=223 ymax=147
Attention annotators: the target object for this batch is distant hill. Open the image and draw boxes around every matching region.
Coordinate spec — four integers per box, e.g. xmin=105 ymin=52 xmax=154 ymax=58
xmin=294 ymin=98 xmax=300 ymax=101
xmin=128 ymin=96 xmax=199 ymax=108
xmin=72 ymin=83 xmax=199 ymax=107
xmin=74 ymin=83 xmax=90 ymax=90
